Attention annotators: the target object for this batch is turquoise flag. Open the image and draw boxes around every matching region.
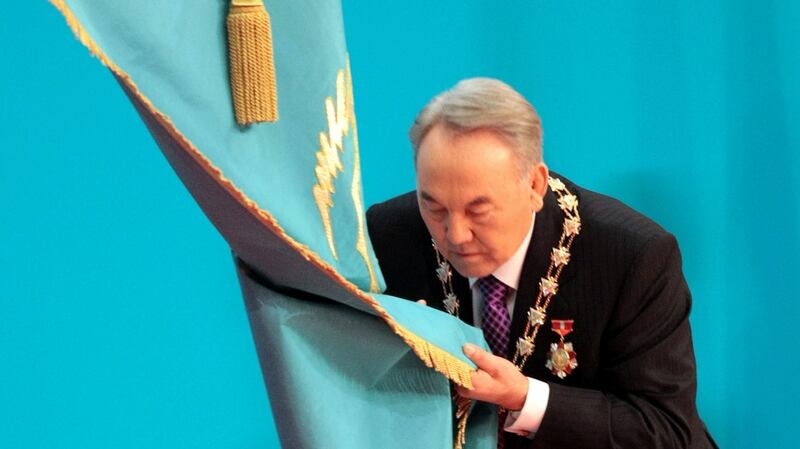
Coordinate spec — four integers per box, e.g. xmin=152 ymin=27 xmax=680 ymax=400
xmin=49 ymin=1 xmax=496 ymax=447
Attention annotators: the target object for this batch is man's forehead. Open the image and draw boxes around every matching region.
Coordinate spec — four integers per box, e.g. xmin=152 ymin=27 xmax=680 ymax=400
xmin=417 ymin=127 xmax=518 ymax=169
xmin=419 ymin=189 xmax=494 ymax=207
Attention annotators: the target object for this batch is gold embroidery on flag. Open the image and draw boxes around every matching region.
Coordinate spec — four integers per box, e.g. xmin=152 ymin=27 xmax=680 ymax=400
xmin=312 ymin=69 xmax=352 ymax=260
xmin=345 ymin=60 xmax=380 ymax=293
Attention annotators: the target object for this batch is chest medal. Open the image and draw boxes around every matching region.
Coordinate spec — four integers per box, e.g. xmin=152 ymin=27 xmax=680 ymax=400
xmin=546 ymin=319 xmax=578 ymax=379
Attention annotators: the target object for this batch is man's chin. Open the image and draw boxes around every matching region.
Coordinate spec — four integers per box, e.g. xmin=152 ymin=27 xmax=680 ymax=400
xmin=449 ymin=258 xmax=495 ymax=279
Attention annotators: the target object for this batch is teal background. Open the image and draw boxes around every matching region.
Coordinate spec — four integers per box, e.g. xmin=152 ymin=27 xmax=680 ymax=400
xmin=1 ymin=1 xmax=797 ymax=448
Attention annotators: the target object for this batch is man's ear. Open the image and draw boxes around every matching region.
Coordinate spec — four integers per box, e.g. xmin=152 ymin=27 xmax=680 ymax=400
xmin=529 ymin=163 xmax=549 ymax=212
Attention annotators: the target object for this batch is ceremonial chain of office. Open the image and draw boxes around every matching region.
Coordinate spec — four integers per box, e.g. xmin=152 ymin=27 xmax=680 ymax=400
xmin=433 ymin=176 xmax=582 ymax=373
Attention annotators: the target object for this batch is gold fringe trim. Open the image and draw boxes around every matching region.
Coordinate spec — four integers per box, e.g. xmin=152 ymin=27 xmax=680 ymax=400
xmin=393 ymin=324 xmax=473 ymax=388
xmin=454 ymin=395 xmax=473 ymax=449
xmin=48 ymin=0 xmax=474 ymax=389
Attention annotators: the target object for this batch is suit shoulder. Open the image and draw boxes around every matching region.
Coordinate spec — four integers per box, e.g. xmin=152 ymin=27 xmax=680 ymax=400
xmin=556 ymin=177 xmax=679 ymax=265
xmin=572 ymin=183 xmax=672 ymax=245
xmin=366 ymin=191 xmax=437 ymax=300
xmin=367 ymin=190 xmax=425 ymax=231
xmin=367 ymin=190 xmax=431 ymax=253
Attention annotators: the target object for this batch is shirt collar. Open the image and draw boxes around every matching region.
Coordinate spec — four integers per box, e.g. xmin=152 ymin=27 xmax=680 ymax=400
xmin=469 ymin=213 xmax=536 ymax=290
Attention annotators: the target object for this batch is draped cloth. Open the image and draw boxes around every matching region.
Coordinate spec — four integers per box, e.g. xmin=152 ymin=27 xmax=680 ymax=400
xmin=49 ymin=0 xmax=497 ymax=447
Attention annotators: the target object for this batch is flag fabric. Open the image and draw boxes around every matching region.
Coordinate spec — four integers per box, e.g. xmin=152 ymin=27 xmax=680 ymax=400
xmin=50 ymin=1 xmax=497 ymax=447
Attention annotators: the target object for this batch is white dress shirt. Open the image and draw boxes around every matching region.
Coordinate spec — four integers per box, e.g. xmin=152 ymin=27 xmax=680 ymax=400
xmin=467 ymin=213 xmax=549 ymax=438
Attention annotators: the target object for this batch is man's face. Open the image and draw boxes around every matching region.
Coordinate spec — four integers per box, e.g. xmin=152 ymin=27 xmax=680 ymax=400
xmin=416 ymin=124 xmax=548 ymax=278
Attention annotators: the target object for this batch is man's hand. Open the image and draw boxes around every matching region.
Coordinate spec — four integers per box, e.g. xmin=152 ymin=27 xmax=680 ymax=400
xmin=456 ymin=344 xmax=529 ymax=411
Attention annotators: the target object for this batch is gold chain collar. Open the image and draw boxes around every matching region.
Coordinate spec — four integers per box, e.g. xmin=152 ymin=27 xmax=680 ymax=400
xmin=432 ymin=176 xmax=582 ymax=370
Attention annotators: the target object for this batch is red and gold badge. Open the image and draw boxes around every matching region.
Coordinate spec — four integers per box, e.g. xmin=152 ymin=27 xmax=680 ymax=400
xmin=546 ymin=319 xmax=578 ymax=379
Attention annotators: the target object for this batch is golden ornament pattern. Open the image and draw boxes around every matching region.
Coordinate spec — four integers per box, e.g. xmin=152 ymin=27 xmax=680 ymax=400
xmin=312 ymin=59 xmax=379 ymax=291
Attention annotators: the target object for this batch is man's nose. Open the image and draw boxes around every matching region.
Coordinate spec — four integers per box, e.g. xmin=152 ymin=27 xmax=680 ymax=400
xmin=446 ymin=215 xmax=473 ymax=246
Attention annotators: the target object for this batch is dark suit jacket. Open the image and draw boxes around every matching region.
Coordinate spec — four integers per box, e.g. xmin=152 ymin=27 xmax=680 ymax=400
xmin=366 ymin=175 xmax=716 ymax=449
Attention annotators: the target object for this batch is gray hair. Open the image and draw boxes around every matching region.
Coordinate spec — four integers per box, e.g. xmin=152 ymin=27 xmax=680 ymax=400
xmin=409 ymin=78 xmax=543 ymax=179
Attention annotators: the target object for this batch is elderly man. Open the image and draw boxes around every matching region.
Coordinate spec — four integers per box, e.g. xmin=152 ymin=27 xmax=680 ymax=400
xmin=366 ymin=78 xmax=716 ymax=448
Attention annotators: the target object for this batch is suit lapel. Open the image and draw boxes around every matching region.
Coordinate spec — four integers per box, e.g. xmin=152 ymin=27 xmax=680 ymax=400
xmin=506 ymin=187 xmax=562 ymax=359
xmin=452 ymin=273 xmax=473 ymax=325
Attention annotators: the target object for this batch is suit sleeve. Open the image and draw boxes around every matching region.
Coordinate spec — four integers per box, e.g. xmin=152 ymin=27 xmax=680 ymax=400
xmin=526 ymin=233 xmax=704 ymax=449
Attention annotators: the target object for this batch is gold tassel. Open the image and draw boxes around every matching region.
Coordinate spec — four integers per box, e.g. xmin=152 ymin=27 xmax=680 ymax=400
xmin=227 ymin=0 xmax=278 ymax=125
xmin=454 ymin=394 xmax=473 ymax=449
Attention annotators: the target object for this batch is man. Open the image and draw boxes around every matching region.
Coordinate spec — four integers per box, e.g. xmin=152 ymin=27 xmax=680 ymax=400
xmin=366 ymin=78 xmax=716 ymax=448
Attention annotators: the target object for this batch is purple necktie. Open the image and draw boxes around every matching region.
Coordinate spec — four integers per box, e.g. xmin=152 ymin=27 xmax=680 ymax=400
xmin=478 ymin=275 xmax=511 ymax=449
xmin=478 ymin=275 xmax=511 ymax=358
